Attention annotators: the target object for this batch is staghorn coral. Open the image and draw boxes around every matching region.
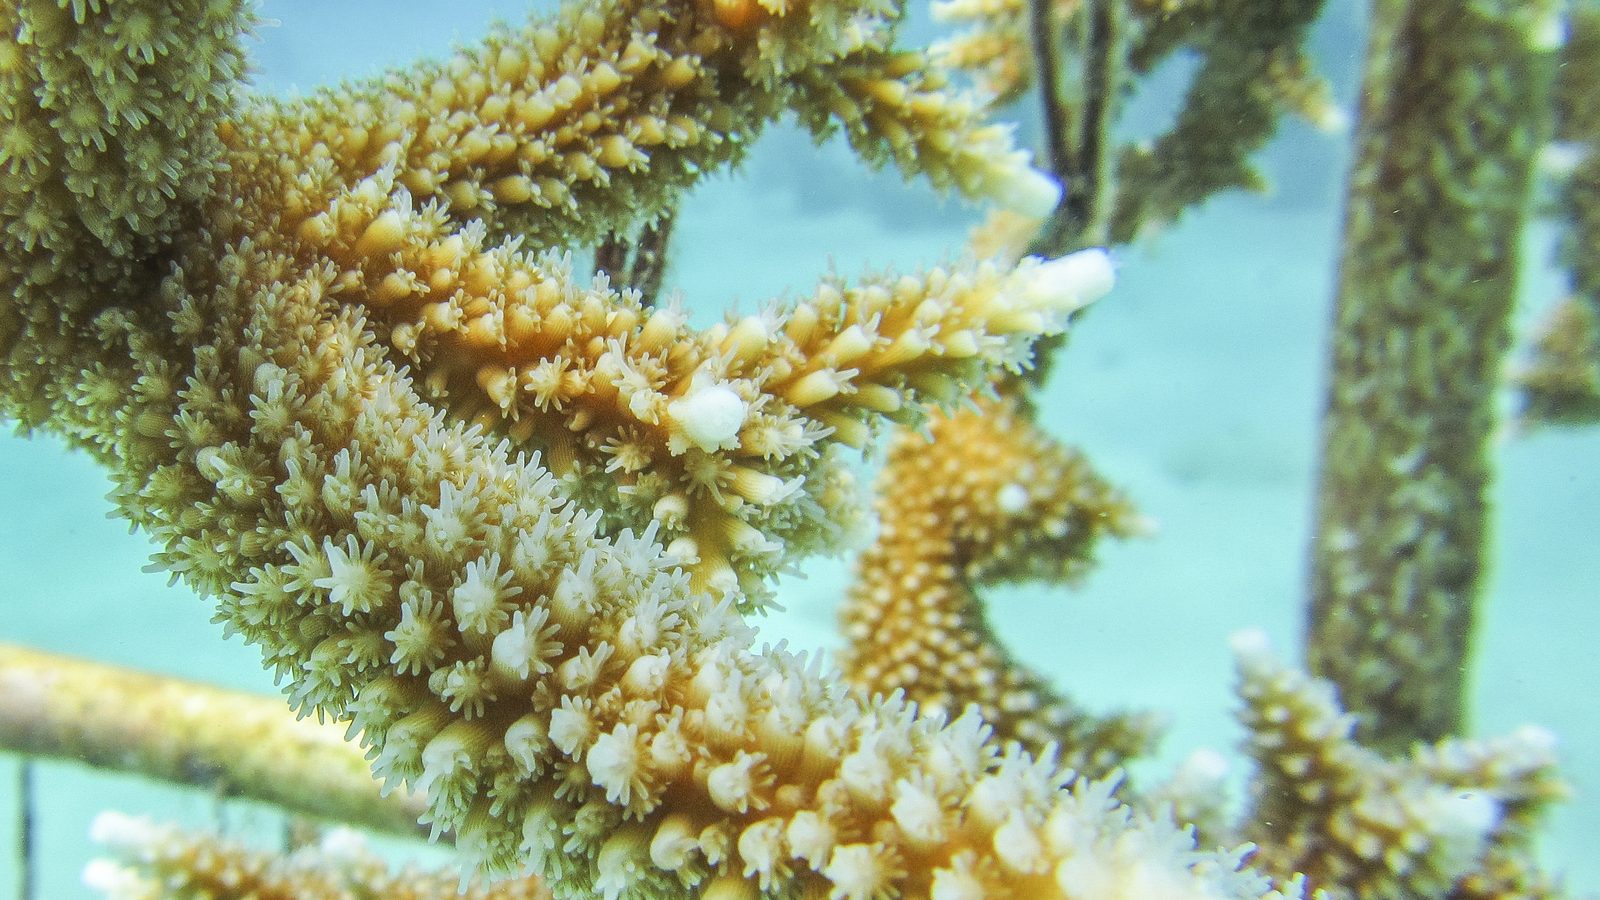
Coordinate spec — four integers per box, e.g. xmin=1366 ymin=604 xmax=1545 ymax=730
xmin=62 ymin=211 xmax=1201 ymax=897
xmin=788 ymin=40 xmax=1061 ymax=217
xmin=1518 ymin=2 xmax=1600 ymax=427
xmin=85 ymin=812 xmax=550 ymax=900
xmin=212 ymin=0 xmax=1076 ymax=601
xmin=1231 ymin=631 xmax=1565 ymax=899
xmin=1305 ymin=0 xmax=1560 ymax=752
xmin=1 ymin=0 xmax=1578 ymax=896
xmin=283 ymin=167 xmax=1101 ymax=599
xmin=0 ymin=0 xmax=253 ymax=429
xmin=225 ymin=0 xmax=1063 ymax=270
xmin=1 ymin=0 xmax=1291 ymax=897
xmin=838 ymin=391 xmax=1157 ymax=775
xmin=930 ymin=0 xmax=1335 ymax=254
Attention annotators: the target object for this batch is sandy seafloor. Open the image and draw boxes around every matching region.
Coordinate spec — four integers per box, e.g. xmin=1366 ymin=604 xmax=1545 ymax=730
xmin=1 ymin=1 xmax=1597 ymax=896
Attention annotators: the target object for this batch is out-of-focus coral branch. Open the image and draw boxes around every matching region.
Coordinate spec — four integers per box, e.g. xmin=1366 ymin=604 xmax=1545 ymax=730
xmin=0 ymin=643 xmax=427 ymax=839
xmin=1305 ymin=0 xmax=1559 ymax=753
xmin=85 ymin=812 xmax=549 ymax=900
xmin=935 ymin=0 xmax=1331 ymax=262
xmin=1106 ymin=0 xmax=1331 ymax=246
xmin=1518 ymin=3 xmax=1600 ymax=427
xmin=838 ymin=392 xmax=1157 ymax=775
xmin=1026 ymin=0 xmax=1075 ymax=187
xmin=1232 ymin=632 xmax=1565 ymax=899
xmin=1516 ymin=296 xmax=1600 ymax=425
xmin=594 ymin=210 xmax=677 ymax=308
xmin=1023 ymin=0 xmax=1125 ymax=258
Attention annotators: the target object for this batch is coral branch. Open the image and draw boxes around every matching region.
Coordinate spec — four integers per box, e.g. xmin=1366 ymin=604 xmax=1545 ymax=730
xmin=1517 ymin=4 xmax=1600 ymax=427
xmin=232 ymin=0 xmax=758 ymax=250
xmin=838 ymin=393 xmax=1157 ymax=774
xmin=278 ymin=163 xmax=1109 ymax=594
xmin=1233 ymin=631 xmax=1565 ymax=898
xmin=0 ymin=0 xmax=251 ymax=430
xmin=86 ymin=812 xmax=548 ymax=900
xmin=790 ymin=44 xmax=1062 ymax=216
xmin=65 ymin=206 xmax=1234 ymax=894
xmin=1516 ymin=296 xmax=1600 ymax=426
xmin=1305 ymin=0 xmax=1558 ymax=751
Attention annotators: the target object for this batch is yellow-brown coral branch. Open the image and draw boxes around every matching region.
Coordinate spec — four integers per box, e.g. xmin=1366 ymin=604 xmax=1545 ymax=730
xmin=0 ymin=0 xmax=251 ymax=429
xmin=1233 ymin=632 xmax=1565 ymax=899
xmin=87 ymin=812 xmax=550 ymax=900
xmin=838 ymin=394 xmax=1154 ymax=773
xmin=790 ymin=44 xmax=1062 ymax=214
xmin=277 ymin=163 xmax=1109 ymax=593
xmin=228 ymin=0 xmax=744 ymax=250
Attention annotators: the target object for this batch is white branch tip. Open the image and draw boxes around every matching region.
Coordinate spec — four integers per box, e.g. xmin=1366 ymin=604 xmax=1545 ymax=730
xmin=1018 ymin=248 xmax=1116 ymax=315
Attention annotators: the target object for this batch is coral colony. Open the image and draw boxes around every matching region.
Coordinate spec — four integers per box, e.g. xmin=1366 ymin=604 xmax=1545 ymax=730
xmin=0 ymin=0 xmax=1579 ymax=897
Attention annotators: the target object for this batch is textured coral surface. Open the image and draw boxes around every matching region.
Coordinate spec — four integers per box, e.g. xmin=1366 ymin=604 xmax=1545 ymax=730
xmin=1 ymin=0 xmax=1595 ymax=897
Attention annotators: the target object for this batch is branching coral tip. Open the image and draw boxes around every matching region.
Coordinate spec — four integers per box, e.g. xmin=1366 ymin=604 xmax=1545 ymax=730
xmin=991 ymin=157 xmax=1063 ymax=218
xmin=1018 ymin=248 xmax=1117 ymax=315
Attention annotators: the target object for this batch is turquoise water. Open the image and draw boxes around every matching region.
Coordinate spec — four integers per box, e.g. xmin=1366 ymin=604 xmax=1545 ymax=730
xmin=1 ymin=1 xmax=1596 ymax=896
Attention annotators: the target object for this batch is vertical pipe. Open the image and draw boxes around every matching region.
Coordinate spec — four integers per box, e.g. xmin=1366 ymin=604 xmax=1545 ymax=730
xmin=17 ymin=761 xmax=34 ymax=900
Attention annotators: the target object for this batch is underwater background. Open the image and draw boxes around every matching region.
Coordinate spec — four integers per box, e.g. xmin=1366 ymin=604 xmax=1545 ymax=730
xmin=1 ymin=0 xmax=1595 ymax=895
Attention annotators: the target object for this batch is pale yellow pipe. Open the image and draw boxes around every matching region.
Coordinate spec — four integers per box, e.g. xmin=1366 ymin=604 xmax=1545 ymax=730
xmin=0 ymin=642 xmax=425 ymax=839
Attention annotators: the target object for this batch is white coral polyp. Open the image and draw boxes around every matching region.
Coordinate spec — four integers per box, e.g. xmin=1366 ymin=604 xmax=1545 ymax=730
xmin=996 ymin=482 xmax=1030 ymax=514
xmin=588 ymin=724 xmax=647 ymax=806
xmin=666 ymin=376 xmax=748 ymax=453
xmin=823 ymin=843 xmax=902 ymax=899
xmin=890 ymin=779 xmax=947 ymax=847
xmin=994 ymin=812 xmax=1048 ymax=875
